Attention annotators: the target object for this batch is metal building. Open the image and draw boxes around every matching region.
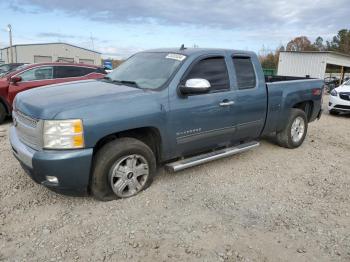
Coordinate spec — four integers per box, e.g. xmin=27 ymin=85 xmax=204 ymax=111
xmin=0 ymin=42 xmax=101 ymax=65
xmin=277 ymin=51 xmax=350 ymax=82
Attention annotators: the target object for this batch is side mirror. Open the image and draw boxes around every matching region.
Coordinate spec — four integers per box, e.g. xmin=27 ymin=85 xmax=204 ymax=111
xmin=10 ymin=76 xmax=22 ymax=84
xmin=180 ymin=78 xmax=211 ymax=95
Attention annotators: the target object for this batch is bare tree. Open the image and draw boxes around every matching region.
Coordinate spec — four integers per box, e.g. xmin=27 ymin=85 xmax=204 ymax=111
xmin=286 ymin=36 xmax=316 ymax=51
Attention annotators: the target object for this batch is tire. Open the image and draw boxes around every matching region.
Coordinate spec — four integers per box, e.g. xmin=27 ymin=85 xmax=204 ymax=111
xmin=329 ymin=110 xmax=339 ymax=115
xmin=0 ymin=103 xmax=6 ymax=124
xmin=91 ymin=137 xmax=156 ymax=201
xmin=276 ymin=109 xmax=308 ymax=149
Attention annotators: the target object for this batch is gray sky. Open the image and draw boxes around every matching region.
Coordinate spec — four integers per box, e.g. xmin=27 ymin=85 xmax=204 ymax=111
xmin=1 ymin=0 xmax=349 ymax=58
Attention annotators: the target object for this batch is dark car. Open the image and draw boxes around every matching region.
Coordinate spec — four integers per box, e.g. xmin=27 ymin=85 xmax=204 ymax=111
xmin=0 ymin=63 xmax=107 ymax=123
xmin=324 ymin=76 xmax=340 ymax=92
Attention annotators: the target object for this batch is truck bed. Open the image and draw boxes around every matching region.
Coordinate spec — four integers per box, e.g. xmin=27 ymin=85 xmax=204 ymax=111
xmin=265 ymin=75 xmax=313 ymax=83
xmin=262 ymin=77 xmax=324 ymax=136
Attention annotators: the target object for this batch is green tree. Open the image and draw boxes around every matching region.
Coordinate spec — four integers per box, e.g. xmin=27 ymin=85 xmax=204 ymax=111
xmin=259 ymin=46 xmax=284 ymax=69
xmin=313 ymin=36 xmax=326 ymax=51
xmin=326 ymin=29 xmax=350 ymax=54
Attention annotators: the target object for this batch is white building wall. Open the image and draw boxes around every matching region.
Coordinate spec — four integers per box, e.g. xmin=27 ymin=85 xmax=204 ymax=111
xmin=277 ymin=52 xmax=327 ymax=78
xmin=326 ymin=53 xmax=350 ymax=68
xmin=0 ymin=43 xmax=101 ymax=65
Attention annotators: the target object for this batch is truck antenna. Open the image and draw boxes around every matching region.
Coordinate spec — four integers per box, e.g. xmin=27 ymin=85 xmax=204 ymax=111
xmin=180 ymin=44 xmax=186 ymax=50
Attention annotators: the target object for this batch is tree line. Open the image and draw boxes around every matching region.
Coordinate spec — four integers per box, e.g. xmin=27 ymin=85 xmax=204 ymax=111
xmin=260 ymin=29 xmax=350 ymax=69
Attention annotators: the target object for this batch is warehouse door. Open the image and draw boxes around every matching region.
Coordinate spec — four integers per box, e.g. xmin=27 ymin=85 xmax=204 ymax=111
xmin=34 ymin=55 xmax=52 ymax=63
xmin=57 ymin=57 xmax=74 ymax=63
xmin=79 ymin=59 xmax=94 ymax=65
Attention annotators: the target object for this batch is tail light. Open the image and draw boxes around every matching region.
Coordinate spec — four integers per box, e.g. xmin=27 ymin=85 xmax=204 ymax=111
xmin=312 ymin=88 xmax=322 ymax=96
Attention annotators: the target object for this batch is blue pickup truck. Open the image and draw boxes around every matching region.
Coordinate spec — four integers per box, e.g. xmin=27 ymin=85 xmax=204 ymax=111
xmin=9 ymin=48 xmax=323 ymax=200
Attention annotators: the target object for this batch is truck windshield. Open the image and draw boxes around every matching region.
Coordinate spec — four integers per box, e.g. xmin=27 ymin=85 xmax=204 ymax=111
xmin=106 ymin=52 xmax=186 ymax=89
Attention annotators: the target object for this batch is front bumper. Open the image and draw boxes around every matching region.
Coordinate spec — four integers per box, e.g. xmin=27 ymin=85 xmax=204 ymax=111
xmin=328 ymin=95 xmax=350 ymax=112
xmin=9 ymin=126 xmax=93 ymax=196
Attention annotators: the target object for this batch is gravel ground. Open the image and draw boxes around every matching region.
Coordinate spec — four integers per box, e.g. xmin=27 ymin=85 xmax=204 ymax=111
xmin=0 ymin=96 xmax=349 ymax=262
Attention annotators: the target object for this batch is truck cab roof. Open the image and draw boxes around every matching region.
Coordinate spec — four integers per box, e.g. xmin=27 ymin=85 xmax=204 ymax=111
xmin=142 ymin=48 xmax=256 ymax=57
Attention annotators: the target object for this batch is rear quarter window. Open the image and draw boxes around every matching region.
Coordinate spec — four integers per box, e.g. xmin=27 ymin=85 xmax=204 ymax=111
xmin=232 ymin=57 xmax=256 ymax=90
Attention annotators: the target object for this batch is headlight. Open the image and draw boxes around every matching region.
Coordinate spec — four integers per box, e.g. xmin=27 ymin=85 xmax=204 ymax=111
xmin=330 ymin=89 xmax=338 ymax=96
xmin=43 ymin=119 xmax=84 ymax=149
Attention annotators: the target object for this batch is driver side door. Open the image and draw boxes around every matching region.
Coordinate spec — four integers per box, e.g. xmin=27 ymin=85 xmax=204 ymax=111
xmin=168 ymin=55 xmax=238 ymax=157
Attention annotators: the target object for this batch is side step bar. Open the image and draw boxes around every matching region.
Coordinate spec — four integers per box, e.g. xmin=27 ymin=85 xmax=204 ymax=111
xmin=165 ymin=141 xmax=259 ymax=172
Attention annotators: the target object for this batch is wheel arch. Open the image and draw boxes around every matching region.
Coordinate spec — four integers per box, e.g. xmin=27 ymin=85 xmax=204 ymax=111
xmin=93 ymin=126 xmax=163 ymax=163
xmin=292 ymin=100 xmax=314 ymax=121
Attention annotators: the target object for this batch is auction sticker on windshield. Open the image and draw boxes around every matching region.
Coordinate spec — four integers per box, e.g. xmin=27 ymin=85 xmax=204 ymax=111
xmin=166 ymin=53 xmax=186 ymax=61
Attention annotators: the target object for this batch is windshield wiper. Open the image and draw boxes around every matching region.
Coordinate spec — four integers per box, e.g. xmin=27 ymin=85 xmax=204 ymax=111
xmin=113 ymin=80 xmax=141 ymax=89
xmin=102 ymin=77 xmax=141 ymax=89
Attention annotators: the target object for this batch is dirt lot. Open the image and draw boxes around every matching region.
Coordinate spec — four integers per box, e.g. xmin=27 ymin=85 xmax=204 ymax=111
xmin=0 ymin=96 xmax=349 ymax=262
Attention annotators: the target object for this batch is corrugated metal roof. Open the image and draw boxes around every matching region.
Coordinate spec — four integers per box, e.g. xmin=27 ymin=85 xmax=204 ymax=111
xmin=0 ymin=42 xmax=101 ymax=54
xmin=280 ymin=51 xmax=350 ymax=58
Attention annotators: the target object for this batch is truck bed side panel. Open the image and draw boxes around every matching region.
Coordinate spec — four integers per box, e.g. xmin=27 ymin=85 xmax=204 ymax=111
xmin=262 ymin=79 xmax=323 ymax=135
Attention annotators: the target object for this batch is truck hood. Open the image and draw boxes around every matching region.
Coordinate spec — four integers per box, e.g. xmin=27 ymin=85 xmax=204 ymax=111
xmin=15 ymin=80 xmax=149 ymax=119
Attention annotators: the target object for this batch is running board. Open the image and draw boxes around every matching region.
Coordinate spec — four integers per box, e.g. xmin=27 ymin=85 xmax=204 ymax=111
xmin=165 ymin=141 xmax=259 ymax=172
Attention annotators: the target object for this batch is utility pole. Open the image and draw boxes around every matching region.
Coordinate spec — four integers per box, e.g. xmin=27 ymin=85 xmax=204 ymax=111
xmin=90 ymin=32 xmax=97 ymax=65
xmin=7 ymin=24 xmax=14 ymax=63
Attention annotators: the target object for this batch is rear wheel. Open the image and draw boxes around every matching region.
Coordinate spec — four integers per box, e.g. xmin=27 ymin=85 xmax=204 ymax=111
xmin=91 ymin=137 xmax=156 ymax=201
xmin=276 ymin=109 xmax=308 ymax=149
xmin=0 ymin=103 xmax=6 ymax=124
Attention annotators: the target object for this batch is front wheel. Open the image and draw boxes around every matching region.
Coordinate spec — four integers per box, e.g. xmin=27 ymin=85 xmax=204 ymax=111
xmin=91 ymin=137 xmax=156 ymax=201
xmin=276 ymin=109 xmax=308 ymax=149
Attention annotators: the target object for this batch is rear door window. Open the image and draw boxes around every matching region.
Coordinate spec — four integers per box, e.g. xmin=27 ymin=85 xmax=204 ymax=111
xmin=54 ymin=66 xmax=98 ymax=78
xmin=232 ymin=57 xmax=256 ymax=90
xmin=185 ymin=57 xmax=230 ymax=92
xmin=54 ymin=66 xmax=86 ymax=78
xmin=80 ymin=67 xmax=96 ymax=75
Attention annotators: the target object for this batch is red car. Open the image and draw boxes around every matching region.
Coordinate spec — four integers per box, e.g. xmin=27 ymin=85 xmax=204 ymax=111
xmin=0 ymin=63 xmax=106 ymax=123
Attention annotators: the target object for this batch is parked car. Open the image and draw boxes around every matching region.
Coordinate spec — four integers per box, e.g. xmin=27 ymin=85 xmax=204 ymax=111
xmin=0 ymin=63 xmax=107 ymax=123
xmin=10 ymin=48 xmax=323 ymax=200
xmin=324 ymin=76 xmax=340 ymax=93
xmin=328 ymin=79 xmax=350 ymax=115
xmin=0 ymin=63 xmax=27 ymax=77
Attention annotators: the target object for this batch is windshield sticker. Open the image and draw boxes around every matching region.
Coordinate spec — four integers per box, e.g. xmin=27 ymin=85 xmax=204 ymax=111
xmin=166 ymin=53 xmax=186 ymax=61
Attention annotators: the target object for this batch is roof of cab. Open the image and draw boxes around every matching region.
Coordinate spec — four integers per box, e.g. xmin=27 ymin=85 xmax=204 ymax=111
xmin=142 ymin=48 xmax=255 ymax=57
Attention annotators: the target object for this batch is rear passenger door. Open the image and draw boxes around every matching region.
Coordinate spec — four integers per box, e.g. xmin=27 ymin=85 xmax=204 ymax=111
xmin=229 ymin=55 xmax=267 ymax=140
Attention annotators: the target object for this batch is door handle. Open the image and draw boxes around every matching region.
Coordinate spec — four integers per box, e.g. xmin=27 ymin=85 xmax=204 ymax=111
xmin=219 ymin=100 xmax=235 ymax=107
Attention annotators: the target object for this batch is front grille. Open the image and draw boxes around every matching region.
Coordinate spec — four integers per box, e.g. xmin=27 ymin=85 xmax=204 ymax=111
xmin=339 ymin=92 xmax=350 ymax=101
xmin=13 ymin=111 xmax=43 ymax=150
xmin=15 ymin=110 xmax=39 ymax=128
xmin=334 ymin=105 xmax=350 ymax=110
